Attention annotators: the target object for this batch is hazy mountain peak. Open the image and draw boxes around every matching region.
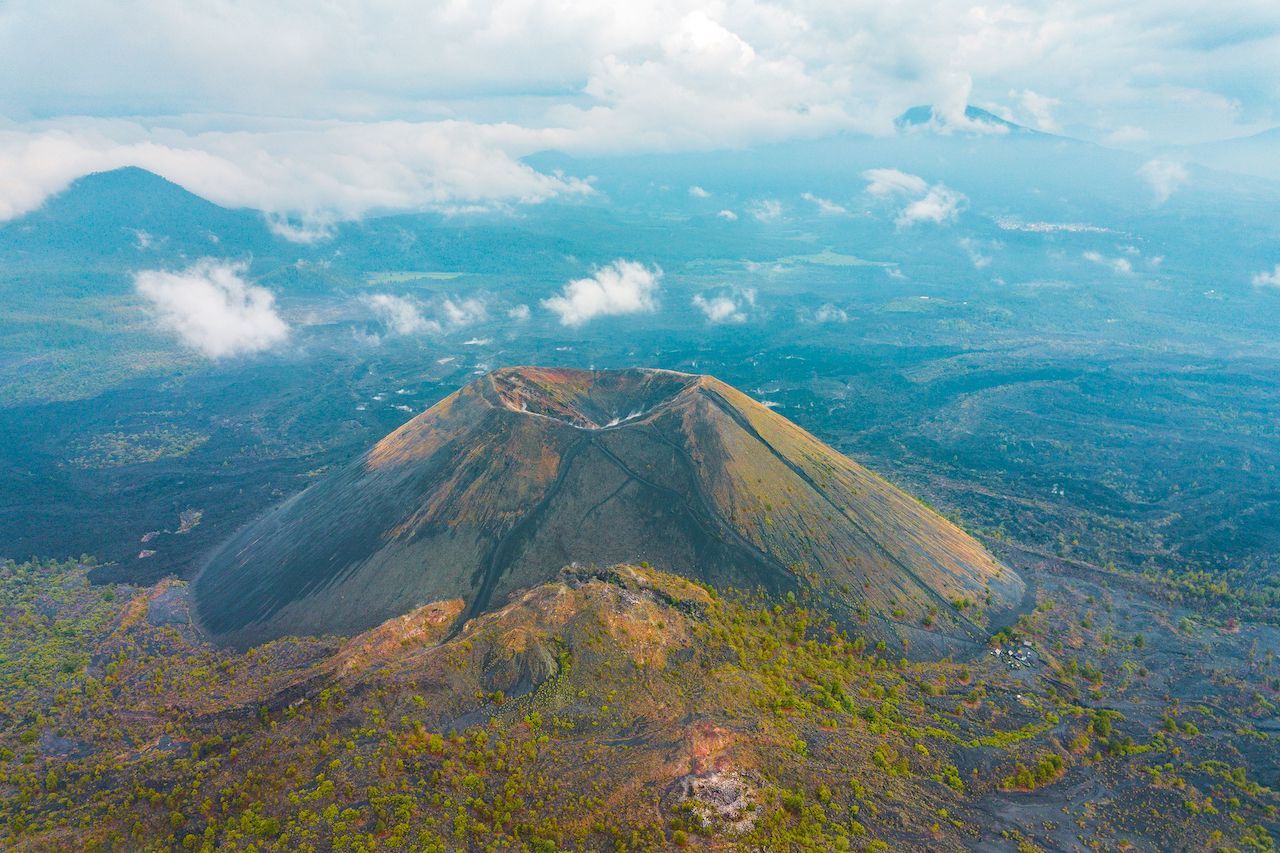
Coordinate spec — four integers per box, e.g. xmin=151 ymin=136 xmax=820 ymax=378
xmin=896 ymin=104 xmax=1034 ymax=135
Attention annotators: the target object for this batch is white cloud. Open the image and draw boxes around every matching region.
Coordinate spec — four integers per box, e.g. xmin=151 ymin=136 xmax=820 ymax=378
xmin=749 ymin=199 xmax=782 ymax=222
xmin=864 ymin=168 xmax=930 ymax=197
xmin=688 ymin=185 xmax=710 ymax=198
xmin=364 ymin=293 xmax=487 ymax=337
xmin=959 ymin=237 xmax=995 ymax=269
xmin=800 ymin=192 xmax=847 ymax=215
xmin=1083 ymin=250 xmax=1133 ymax=275
xmin=265 ymin=213 xmax=337 ymax=244
xmin=0 ymin=0 xmax=1273 ymax=219
xmin=134 ymin=259 xmax=288 ymax=358
xmin=1013 ymin=88 xmax=1060 ymax=133
xmin=863 ymin=168 xmax=965 ymax=226
xmin=556 ymin=9 xmax=856 ymax=150
xmin=717 ymin=209 xmax=738 ymax=220
xmin=813 ymin=303 xmax=849 ymax=323
xmin=365 ymin=294 xmax=439 ymax=336
xmin=542 ymin=259 xmax=661 ymax=326
xmin=440 ymin=296 xmax=487 ymax=327
xmin=1252 ymin=265 xmax=1280 ymax=288
xmin=1138 ymin=159 xmax=1188 ymax=204
xmin=900 ymin=185 xmax=965 ymax=225
xmin=692 ymin=287 xmax=755 ymax=323
xmin=507 ymin=304 xmax=532 ymax=321
xmin=0 ymin=119 xmax=593 ymax=223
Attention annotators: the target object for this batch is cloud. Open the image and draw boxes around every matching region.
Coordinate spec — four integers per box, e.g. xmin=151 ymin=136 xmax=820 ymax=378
xmin=717 ymin=209 xmax=738 ymax=220
xmin=364 ymin=293 xmax=488 ymax=337
xmin=0 ymin=119 xmax=594 ymax=223
xmin=265 ymin=213 xmax=337 ymax=244
xmin=863 ymin=168 xmax=965 ymax=226
xmin=748 ymin=199 xmax=782 ymax=222
xmin=692 ymin=287 xmax=756 ymax=323
xmin=900 ymin=186 xmax=965 ymax=225
xmin=0 ymin=0 xmax=1274 ymax=220
xmin=688 ymin=185 xmax=710 ymax=198
xmin=555 ymin=9 xmax=857 ymax=149
xmin=800 ymin=192 xmax=847 ymax=215
xmin=959 ymin=237 xmax=996 ymax=269
xmin=440 ymin=296 xmax=487 ymax=327
xmin=507 ymin=304 xmax=532 ymax=321
xmin=864 ymin=168 xmax=929 ymax=197
xmin=1138 ymin=159 xmax=1188 ymax=204
xmin=1252 ymin=265 xmax=1280 ymax=288
xmin=542 ymin=260 xmax=661 ymax=326
xmin=365 ymin=294 xmax=439 ymax=336
xmin=813 ymin=303 xmax=849 ymax=323
xmin=1013 ymin=88 xmax=1060 ymax=133
xmin=1083 ymin=250 xmax=1133 ymax=275
xmin=134 ymin=259 xmax=288 ymax=357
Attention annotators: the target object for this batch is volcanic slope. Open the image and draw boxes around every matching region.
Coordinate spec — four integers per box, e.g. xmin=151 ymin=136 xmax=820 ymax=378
xmin=193 ymin=367 xmax=1024 ymax=650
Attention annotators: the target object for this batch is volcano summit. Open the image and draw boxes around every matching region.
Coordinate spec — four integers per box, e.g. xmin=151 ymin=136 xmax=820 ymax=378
xmin=194 ymin=367 xmax=1024 ymax=649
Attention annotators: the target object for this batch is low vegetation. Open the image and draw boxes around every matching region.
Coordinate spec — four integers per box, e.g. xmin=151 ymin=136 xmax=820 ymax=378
xmin=0 ymin=558 xmax=1275 ymax=850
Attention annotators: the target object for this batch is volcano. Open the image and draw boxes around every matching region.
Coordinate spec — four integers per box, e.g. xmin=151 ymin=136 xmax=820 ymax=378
xmin=193 ymin=367 xmax=1023 ymax=650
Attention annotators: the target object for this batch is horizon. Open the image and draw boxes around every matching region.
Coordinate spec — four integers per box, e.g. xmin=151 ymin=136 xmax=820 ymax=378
xmin=2 ymin=0 xmax=1279 ymax=226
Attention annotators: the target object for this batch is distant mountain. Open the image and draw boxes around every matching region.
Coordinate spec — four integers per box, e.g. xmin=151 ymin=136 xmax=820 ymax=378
xmin=193 ymin=367 xmax=1025 ymax=652
xmin=36 ymin=167 xmax=228 ymax=227
xmin=895 ymin=105 xmax=1036 ymax=135
xmin=0 ymin=166 xmax=273 ymax=262
xmin=1176 ymin=126 xmax=1280 ymax=182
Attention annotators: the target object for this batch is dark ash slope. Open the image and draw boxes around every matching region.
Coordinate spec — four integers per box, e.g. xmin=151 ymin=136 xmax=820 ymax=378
xmin=193 ymin=367 xmax=1023 ymax=649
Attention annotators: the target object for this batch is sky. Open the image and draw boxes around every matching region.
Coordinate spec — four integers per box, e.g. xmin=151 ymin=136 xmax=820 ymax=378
xmin=1 ymin=0 xmax=1277 ymax=223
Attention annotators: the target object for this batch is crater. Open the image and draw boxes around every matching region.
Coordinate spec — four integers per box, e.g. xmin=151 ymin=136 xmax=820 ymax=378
xmin=488 ymin=367 xmax=700 ymax=430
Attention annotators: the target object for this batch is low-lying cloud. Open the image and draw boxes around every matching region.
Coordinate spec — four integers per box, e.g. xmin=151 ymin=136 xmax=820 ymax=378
xmin=801 ymin=192 xmax=847 ymax=215
xmin=1083 ymin=250 xmax=1133 ymax=275
xmin=864 ymin=169 xmax=929 ymax=197
xmin=441 ymin=296 xmax=487 ymax=327
xmin=1252 ymin=265 xmax=1280 ymax=288
xmin=364 ymin=294 xmax=439 ymax=336
xmin=0 ymin=119 xmax=594 ymax=226
xmin=813 ymin=303 xmax=849 ymax=323
xmin=364 ymin=293 xmax=489 ymax=337
xmin=265 ymin=213 xmax=338 ymax=244
xmin=1138 ymin=159 xmax=1188 ymax=204
xmin=692 ymin=287 xmax=755 ymax=323
xmin=863 ymin=168 xmax=965 ymax=226
xmin=543 ymin=260 xmax=662 ymax=326
xmin=748 ymin=199 xmax=783 ymax=222
xmin=959 ymin=237 xmax=996 ymax=269
xmin=134 ymin=259 xmax=288 ymax=358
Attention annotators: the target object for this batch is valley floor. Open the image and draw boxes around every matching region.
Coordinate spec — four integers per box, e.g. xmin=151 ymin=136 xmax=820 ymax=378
xmin=0 ymin=557 xmax=1276 ymax=851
